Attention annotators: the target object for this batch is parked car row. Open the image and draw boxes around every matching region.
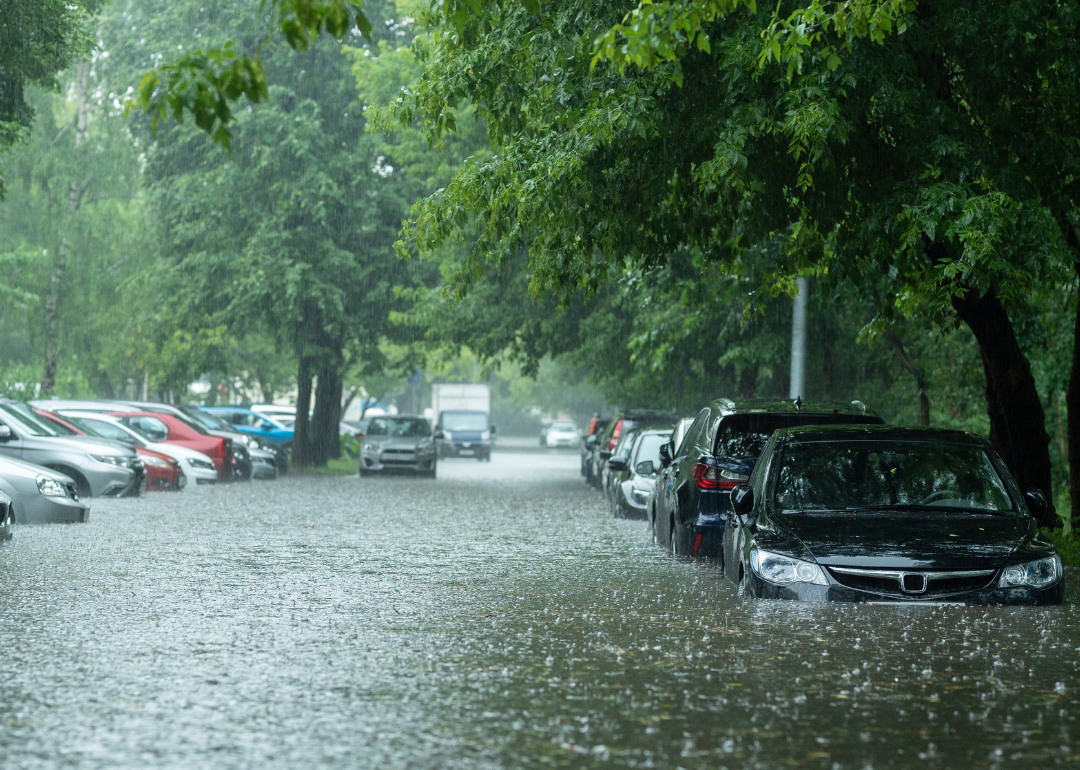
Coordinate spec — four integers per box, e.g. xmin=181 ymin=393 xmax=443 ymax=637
xmin=582 ymin=398 xmax=1063 ymax=606
xmin=0 ymin=399 xmax=295 ymax=528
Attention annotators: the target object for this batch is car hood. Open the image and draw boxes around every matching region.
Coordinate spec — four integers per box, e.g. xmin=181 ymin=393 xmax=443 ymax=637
xmin=774 ymin=509 xmax=1030 ymax=570
xmin=0 ymin=454 xmax=73 ymax=484
xmin=366 ymin=437 xmax=431 ymax=449
xmin=27 ymin=434 xmax=135 ymax=456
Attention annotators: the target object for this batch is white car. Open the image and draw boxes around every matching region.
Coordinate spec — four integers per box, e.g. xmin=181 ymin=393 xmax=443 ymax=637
xmin=545 ymin=421 xmax=581 ymax=448
xmin=57 ymin=412 xmax=220 ymax=486
xmin=251 ymin=404 xmax=296 ymax=421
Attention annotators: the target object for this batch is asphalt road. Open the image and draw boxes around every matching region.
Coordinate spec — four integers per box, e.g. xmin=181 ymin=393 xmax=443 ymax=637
xmin=1 ymin=446 xmax=1079 ymax=768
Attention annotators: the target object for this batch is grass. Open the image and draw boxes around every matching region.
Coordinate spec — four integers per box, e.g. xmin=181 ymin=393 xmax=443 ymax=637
xmin=1042 ymin=528 xmax=1080 ymax=567
xmin=288 ymin=456 xmax=358 ymax=477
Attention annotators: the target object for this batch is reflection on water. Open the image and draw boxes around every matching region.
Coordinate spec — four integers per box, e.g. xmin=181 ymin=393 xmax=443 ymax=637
xmin=0 ymin=450 xmax=1076 ymax=768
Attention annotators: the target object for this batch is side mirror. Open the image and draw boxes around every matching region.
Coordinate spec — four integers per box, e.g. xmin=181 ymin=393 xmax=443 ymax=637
xmin=731 ymin=484 xmax=754 ymax=518
xmin=489 ymin=425 xmax=497 ymax=436
xmin=0 ymin=425 xmax=11 ymax=441
xmin=434 ymin=430 xmax=445 ymax=439
xmin=599 ymin=450 xmax=613 ymax=461
xmin=607 ymin=455 xmax=628 ymax=472
xmin=635 ymin=460 xmax=656 ymax=476
xmin=659 ymin=443 xmax=672 ymax=467
xmin=261 ymin=422 xmax=274 ymax=431
xmin=1025 ymin=488 xmax=1047 ymax=519
xmin=585 ymin=435 xmax=597 ymax=449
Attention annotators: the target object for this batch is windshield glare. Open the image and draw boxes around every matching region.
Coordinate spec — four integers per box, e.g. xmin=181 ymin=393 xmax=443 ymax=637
xmin=367 ymin=417 xmax=431 ymax=437
xmin=775 ymin=441 xmax=1015 ymax=513
xmin=0 ymin=403 xmax=62 ymax=437
xmin=442 ymin=412 xmax=488 ymax=432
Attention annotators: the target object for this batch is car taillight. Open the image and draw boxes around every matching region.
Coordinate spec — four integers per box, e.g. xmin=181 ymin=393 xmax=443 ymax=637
xmin=692 ymin=463 xmax=748 ymax=491
xmin=608 ymin=419 xmax=623 ymax=450
xmin=693 ymin=532 xmax=704 ymax=555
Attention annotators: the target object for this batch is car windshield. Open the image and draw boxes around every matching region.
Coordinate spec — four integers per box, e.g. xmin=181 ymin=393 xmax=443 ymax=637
xmin=37 ymin=413 xmax=78 ymax=435
xmin=0 ymin=403 xmax=63 ymax=436
xmin=442 ymin=412 xmax=488 ymax=432
xmin=68 ymin=416 xmax=140 ymax=445
xmin=633 ymin=433 xmax=670 ymax=466
xmin=774 ymin=440 xmax=1015 ymax=513
xmin=551 ymin=422 xmax=577 ymax=431
xmin=367 ymin=417 xmax=431 ymax=437
xmin=185 ymin=409 xmax=230 ymax=431
xmin=276 ymin=416 xmax=295 ymax=428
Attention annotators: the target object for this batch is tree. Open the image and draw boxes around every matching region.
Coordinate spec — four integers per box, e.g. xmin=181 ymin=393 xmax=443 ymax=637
xmin=386 ymin=0 xmax=1079 ymax=526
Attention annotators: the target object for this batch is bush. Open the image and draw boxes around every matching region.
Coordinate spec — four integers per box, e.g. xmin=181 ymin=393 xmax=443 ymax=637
xmin=1042 ymin=528 xmax=1080 ymax=567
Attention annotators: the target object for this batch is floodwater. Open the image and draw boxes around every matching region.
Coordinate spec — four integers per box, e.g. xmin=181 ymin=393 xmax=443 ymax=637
xmin=1 ymin=447 xmax=1078 ymax=769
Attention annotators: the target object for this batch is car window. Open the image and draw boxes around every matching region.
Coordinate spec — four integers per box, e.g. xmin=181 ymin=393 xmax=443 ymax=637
xmin=774 ymin=440 xmax=1015 ymax=513
xmin=367 ymin=417 xmax=431 ymax=437
xmin=613 ymin=429 xmax=638 ymax=457
xmin=676 ymin=410 xmax=708 ymax=457
xmin=37 ymin=413 xmax=78 ymax=435
xmin=188 ymin=410 xmax=229 ymax=431
xmin=0 ymin=403 xmax=63 ymax=437
xmin=124 ymin=416 xmax=170 ymax=442
xmin=441 ymin=412 xmax=489 ymax=432
xmin=76 ymin=417 xmax=139 ymax=444
xmin=633 ymin=432 xmax=670 ymax=466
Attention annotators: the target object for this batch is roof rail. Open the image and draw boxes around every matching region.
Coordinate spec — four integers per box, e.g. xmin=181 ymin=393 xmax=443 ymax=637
xmin=717 ymin=398 xmax=736 ymax=409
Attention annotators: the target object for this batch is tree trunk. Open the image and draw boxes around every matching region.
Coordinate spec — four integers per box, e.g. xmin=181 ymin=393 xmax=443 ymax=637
xmin=311 ymin=355 xmax=343 ymax=465
xmin=952 ymin=287 xmax=1056 ymax=527
xmin=292 ymin=357 xmax=314 ymax=467
xmin=886 ymin=330 xmax=930 ymax=426
xmin=39 ymin=62 xmax=90 ymax=396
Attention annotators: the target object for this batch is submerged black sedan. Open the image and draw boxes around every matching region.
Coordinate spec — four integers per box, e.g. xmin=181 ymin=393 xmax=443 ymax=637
xmin=722 ymin=425 xmax=1062 ymax=605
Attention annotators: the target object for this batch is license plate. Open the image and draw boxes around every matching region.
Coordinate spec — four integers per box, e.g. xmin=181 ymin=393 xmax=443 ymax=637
xmin=459 ymin=450 xmax=475 ymax=456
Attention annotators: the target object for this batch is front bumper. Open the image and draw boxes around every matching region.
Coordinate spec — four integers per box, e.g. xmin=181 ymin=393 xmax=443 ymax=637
xmin=438 ymin=440 xmax=490 ymax=458
xmin=18 ymin=493 xmax=90 ymax=524
xmin=251 ymin=457 xmax=277 ymax=480
xmin=744 ymin=572 xmax=1064 ymax=605
xmin=361 ymin=447 xmax=437 ymax=473
xmin=85 ymin=464 xmax=141 ymax=498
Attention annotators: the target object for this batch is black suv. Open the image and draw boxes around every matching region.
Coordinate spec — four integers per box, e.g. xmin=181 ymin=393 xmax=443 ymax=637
xmin=588 ymin=409 xmax=675 ymax=490
xmin=650 ymin=399 xmax=883 ymax=559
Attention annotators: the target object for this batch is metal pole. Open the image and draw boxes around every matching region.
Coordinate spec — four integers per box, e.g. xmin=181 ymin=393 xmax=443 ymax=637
xmin=789 ymin=277 xmax=809 ymax=399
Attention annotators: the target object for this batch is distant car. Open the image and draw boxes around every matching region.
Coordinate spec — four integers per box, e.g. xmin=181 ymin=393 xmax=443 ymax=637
xmin=53 ymin=412 xmax=219 ymax=486
xmin=602 ymin=427 xmax=642 ymax=505
xmin=111 ymin=412 xmax=233 ymax=482
xmin=202 ymin=407 xmax=294 ymax=447
xmin=606 ymin=428 xmax=671 ymax=519
xmin=652 ymin=399 xmax=883 ymax=559
xmin=36 ymin=410 xmax=187 ymax=492
xmin=435 ymin=410 xmax=493 ymax=461
xmin=359 ymin=415 xmax=437 ymax=477
xmin=182 ymin=407 xmax=280 ymax=478
xmin=0 ymin=455 xmax=89 ymax=523
xmin=581 ymin=415 xmax=611 ymax=480
xmin=545 ymin=421 xmax=581 ymax=449
xmin=0 ymin=398 xmax=145 ymax=498
xmin=0 ymin=491 xmax=12 ymax=538
xmin=723 ymin=425 xmax=1063 ymax=605
xmin=589 ymin=410 xmax=674 ymax=489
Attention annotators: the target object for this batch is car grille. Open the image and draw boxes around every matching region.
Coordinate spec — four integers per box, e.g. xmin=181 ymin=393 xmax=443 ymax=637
xmin=381 ymin=449 xmax=416 ymax=465
xmin=827 ymin=567 xmax=997 ymax=598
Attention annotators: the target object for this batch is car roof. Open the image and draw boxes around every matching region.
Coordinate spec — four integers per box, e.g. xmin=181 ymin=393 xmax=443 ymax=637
xmin=708 ymin=398 xmax=880 ymax=419
xmin=776 ymin=424 xmax=987 ymax=445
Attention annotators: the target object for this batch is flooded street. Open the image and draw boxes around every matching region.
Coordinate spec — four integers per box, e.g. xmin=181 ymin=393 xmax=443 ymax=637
xmin=2 ymin=447 xmax=1080 ymax=769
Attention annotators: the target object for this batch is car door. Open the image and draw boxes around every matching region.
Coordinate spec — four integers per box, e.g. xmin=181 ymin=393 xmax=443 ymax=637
xmin=666 ymin=409 xmax=709 ymax=550
xmin=724 ymin=434 xmax=776 ymax=584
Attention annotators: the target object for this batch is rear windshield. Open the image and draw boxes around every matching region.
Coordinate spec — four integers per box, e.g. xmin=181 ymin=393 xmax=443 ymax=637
xmin=774 ymin=440 xmax=1015 ymax=513
xmin=715 ymin=414 xmax=879 ymax=460
xmin=442 ymin=412 xmax=489 ymax=432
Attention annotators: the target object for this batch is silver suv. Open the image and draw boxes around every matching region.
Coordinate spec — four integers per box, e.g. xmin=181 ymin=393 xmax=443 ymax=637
xmin=0 ymin=400 xmax=144 ymax=498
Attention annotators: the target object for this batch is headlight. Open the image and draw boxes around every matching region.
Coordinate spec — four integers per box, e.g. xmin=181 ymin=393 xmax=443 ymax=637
xmin=998 ymin=555 xmax=1062 ymax=589
xmin=481 ymin=430 xmax=491 ymax=440
xmin=363 ymin=443 xmax=378 ymax=451
xmin=36 ymin=475 xmax=66 ymax=497
xmin=89 ymin=453 xmax=131 ymax=468
xmin=631 ymin=488 xmax=650 ymax=503
xmin=188 ymin=458 xmax=215 ymax=470
xmin=142 ymin=456 xmax=171 ymax=469
xmin=750 ymin=548 xmax=828 ymax=586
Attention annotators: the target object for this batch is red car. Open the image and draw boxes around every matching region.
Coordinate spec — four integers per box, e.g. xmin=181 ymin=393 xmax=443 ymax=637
xmin=111 ymin=412 xmax=233 ymax=482
xmin=35 ymin=410 xmax=187 ymax=492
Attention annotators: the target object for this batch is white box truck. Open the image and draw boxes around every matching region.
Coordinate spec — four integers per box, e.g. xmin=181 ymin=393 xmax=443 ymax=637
xmin=431 ymin=384 xmax=494 ymax=461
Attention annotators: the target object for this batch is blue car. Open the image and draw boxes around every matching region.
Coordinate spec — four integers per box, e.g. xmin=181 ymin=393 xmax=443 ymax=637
xmin=201 ymin=407 xmax=294 ymax=446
